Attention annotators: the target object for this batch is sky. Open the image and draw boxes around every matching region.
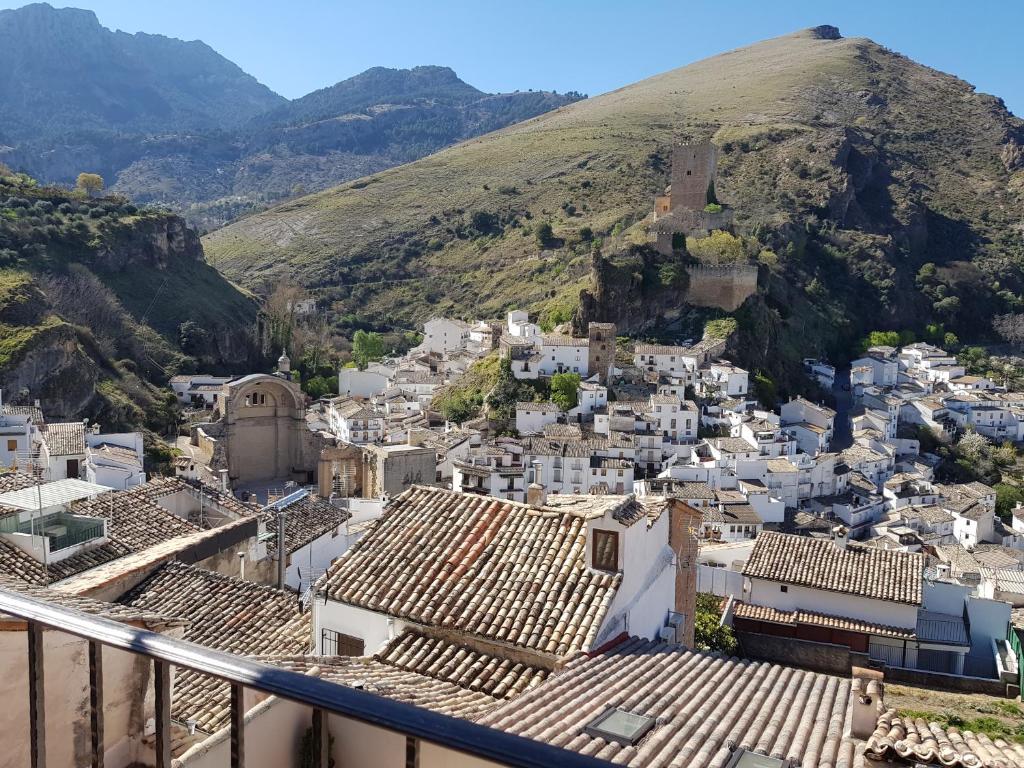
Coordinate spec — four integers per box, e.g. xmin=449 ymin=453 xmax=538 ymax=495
xmin=5 ymin=0 xmax=1022 ymax=116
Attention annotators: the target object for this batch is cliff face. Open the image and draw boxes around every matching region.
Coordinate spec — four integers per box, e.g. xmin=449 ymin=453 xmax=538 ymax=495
xmin=0 ymin=170 xmax=262 ymax=423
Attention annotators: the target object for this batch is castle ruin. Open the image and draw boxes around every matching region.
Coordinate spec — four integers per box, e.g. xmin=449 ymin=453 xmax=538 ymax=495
xmin=650 ymin=142 xmax=734 ymax=256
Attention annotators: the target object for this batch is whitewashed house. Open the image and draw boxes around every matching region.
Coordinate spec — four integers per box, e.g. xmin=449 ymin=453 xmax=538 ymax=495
xmin=421 ymin=318 xmax=471 ymax=354
xmin=780 ymin=397 xmax=835 ymax=456
xmin=327 ymin=398 xmax=385 ymax=445
xmin=514 ymin=401 xmax=563 ymax=436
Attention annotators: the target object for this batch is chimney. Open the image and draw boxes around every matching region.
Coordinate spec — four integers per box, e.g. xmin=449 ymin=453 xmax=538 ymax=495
xmin=668 ymin=499 xmax=701 ymax=648
xmin=527 ymin=483 xmax=547 ymax=507
xmin=832 ymin=524 xmax=849 ymax=551
xmin=237 ymin=551 xmax=246 ymax=581
xmin=219 ymin=469 xmax=229 ymax=493
xmin=850 ymin=677 xmax=884 ymax=739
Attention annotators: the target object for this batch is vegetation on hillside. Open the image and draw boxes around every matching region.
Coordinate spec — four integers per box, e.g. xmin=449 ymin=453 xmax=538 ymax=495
xmin=0 ymin=164 xmax=259 ymax=428
xmin=205 ymin=27 xmax=1024 ymax=395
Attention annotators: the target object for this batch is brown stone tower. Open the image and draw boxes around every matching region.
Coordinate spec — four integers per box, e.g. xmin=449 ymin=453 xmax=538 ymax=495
xmin=587 ymin=322 xmax=616 ymax=383
xmin=669 ymin=143 xmax=718 ymax=211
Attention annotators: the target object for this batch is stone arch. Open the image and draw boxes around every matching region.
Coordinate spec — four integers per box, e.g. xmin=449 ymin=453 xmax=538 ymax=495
xmin=221 ymin=374 xmax=306 ymax=486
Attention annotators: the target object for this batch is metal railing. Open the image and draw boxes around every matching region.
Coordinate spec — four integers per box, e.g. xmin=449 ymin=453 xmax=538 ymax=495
xmin=0 ymin=586 xmax=615 ymax=768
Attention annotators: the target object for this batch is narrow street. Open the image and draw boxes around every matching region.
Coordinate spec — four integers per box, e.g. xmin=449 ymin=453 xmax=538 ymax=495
xmin=831 ymin=367 xmax=853 ymax=451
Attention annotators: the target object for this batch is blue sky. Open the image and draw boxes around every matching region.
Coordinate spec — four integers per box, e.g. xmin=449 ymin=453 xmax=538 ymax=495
xmin=7 ymin=0 xmax=1022 ymax=115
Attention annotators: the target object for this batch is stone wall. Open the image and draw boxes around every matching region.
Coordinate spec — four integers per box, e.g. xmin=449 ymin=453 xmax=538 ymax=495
xmin=684 ymin=264 xmax=758 ymax=312
xmin=738 ymin=631 xmax=853 ymax=675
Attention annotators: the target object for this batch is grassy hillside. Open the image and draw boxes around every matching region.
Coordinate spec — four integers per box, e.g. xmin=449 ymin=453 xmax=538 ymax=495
xmin=0 ymin=166 xmax=261 ymax=426
xmin=204 ymin=26 xmax=1023 ymax=387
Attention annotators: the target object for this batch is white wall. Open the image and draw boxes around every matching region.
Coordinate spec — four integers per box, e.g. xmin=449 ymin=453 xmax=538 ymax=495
xmin=0 ymin=624 xmax=157 ymax=768
xmin=313 ymin=600 xmax=401 ymax=656
xmin=176 ymin=695 xmax=311 ymax=768
xmin=747 ymin=579 xmax=919 ymax=629
xmin=286 ymin=523 xmax=356 ymax=592
xmin=338 ymin=369 xmax=389 ymax=398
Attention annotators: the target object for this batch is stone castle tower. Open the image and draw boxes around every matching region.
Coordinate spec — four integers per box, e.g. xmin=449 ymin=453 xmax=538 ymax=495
xmin=669 ymin=143 xmax=718 ymax=211
xmin=587 ymin=322 xmax=616 ymax=384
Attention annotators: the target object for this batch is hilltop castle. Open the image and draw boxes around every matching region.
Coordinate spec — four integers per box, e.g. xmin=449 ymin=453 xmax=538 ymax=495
xmin=650 ymin=142 xmax=734 ymax=256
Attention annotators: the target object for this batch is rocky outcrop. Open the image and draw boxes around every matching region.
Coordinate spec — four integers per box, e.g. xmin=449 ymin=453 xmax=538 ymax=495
xmin=0 ymin=323 xmax=100 ymax=418
xmin=92 ymin=215 xmax=203 ymax=271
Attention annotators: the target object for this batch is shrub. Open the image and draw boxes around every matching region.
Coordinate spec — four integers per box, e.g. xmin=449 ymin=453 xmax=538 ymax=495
xmin=705 ymin=317 xmax=738 ymax=340
xmin=686 ymin=230 xmax=745 ymax=263
xmin=704 ymin=203 xmax=723 ymax=213
xmin=535 ymin=222 xmax=554 ymax=247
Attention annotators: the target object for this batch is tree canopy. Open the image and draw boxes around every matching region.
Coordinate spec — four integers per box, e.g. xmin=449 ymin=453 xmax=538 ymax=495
xmin=75 ymin=172 xmax=104 ymax=197
xmin=352 ymin=329 xmax=386 ymax=370
xmin=550 ymin=372 xmax=581 ymax=410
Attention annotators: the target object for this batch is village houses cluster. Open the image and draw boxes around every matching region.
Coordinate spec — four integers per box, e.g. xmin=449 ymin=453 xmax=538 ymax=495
xmin=6 ymin=144 xmax=1024 ymax=768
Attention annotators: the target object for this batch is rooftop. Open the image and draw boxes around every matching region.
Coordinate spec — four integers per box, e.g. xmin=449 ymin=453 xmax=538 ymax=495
xmin=743 ymin=531 xmax=923 ymax=605
xmin=118 ymin=561 xmax=311 ymax=734
xmin=41 ymin=421 xmax=86 ymax=456
xmin=318 ymin=486 xmax=623 ymax=658
xmin=478 ymin=636 xmax=859 ymax=768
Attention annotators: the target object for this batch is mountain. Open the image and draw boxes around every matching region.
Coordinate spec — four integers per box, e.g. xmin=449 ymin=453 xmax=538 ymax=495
xmin=0 ymin=3 xmax=284 ymax=138
xmin=203 ymin=26 xmax=1024 ymax=392
xmin=0 ymin=166 xmax=261 ymax=427
xmin=113 ymin=66 xmax=582 ymax=230
xmin=0 ymin=4 xmax=582 ymax=230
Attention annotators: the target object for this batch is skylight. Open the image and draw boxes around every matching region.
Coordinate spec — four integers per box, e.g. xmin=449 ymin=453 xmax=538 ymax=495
xmin=583 ymin=707 xmax=656 ymax=746
xmin=724 ymin=748 xmax=789 ymax=768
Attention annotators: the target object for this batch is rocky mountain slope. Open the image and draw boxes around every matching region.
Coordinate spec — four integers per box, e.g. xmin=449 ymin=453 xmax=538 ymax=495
xmin=204 ymin=26 xmax=1023 ymax=391
xmin=0 ymin=4 xmax=581 ymax=230
xmin=0 ymin=166 xmax=260 ymax=426
xmin=0 ymin=3 xmax=283 ymax=138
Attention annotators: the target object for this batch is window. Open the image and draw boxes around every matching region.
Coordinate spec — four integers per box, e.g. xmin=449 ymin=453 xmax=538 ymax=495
xmin=780 ymin=585 xmax=788 ymax=593
xmin=6 ymin=439 xmax=16 ymax=452
xmin=584 ymin=707 xmax=656 ymax=746
xmin=592 ymin=529 xmax=619 ymax=572
xmin=321 ymin=629 xmax=364 ymax=656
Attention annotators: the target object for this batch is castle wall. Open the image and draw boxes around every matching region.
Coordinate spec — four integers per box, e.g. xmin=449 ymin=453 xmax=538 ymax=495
xmin=671 ymin=144 xmax=718 ymax=211
xmin=684 ymin=265 xmax=759 ymax=312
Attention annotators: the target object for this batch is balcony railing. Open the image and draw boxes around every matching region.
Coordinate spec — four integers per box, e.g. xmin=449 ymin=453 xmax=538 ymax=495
xmin=0 ymin=585 xmax=615 ymax=768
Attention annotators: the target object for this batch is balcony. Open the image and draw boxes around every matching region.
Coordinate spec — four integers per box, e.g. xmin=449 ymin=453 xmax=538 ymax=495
xmin=0 ymin=512 xmax=107 ymax=563
xmin=0 ymin=585 xmax=614 ymax=768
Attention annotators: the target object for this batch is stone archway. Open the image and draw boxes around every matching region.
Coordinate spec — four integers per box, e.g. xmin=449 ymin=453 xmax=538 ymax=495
xmin=219 ymin=374 xmax=306 ymax=486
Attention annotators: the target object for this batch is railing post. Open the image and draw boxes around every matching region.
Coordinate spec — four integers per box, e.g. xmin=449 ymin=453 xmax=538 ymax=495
xmin=231 ymin=682 xmax=245 ymax=768
xmin=28 ymin=621 xmax=46 ymax=768
xmin=153 ymin=660 xmax=171 ymax=768
xmin=312 ymin=708 xmax=329 ymax=768
xmin=89 ymin=641 xmax=104 ymax=768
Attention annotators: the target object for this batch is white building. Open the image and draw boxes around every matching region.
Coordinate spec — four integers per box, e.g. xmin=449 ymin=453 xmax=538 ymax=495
xmin=84 ymin=431 xmax=145 ymax=489
xmin=327 ymin=398 xmax=385 ymax=445
xmin=421 ymin=318 xmax=471 ymax=355
xmin=338 ymin=368 xmax=389 ymax=398
xmin=537 ymin=334 xmax=590 ymax=377
xmin=514 ymin=401 xmax=563 ymax=436
xmin=169 ymin=374 xmax=233 ymax=407
xmin=780 ymin=397 xmax=835 ymax=456
xmin=311 ymin=487 xmax=698 ymax=660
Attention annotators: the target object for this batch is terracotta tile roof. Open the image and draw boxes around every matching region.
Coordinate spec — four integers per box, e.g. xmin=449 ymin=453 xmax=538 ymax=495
xmin=319 ymin=486 xmax=621 ymax=657
xmin=263 ymin=493 xmax=350 ymax=555
xmin=0 ymin=535 xmax=131 ymax=585
xmin=118 ymin=562 xmax=310 ymax=734
xmin=743 ymin=531 xmax=923 ymax=605
xmin=0 ymin=479 xmax=217 ymax=587
xmin=1 ymin=404 xmax=44 ymax=422
xmin=0 ymin=471 xmax=40 ymax=493
xmin=71 ymin=484 xmax=201 ymax=551
xmin=88 ymin=442 xmax=141 ymax=466
xmin=374 ymin=629 xmax=549 ymax=700
xmin=866 ymin=709 xmax=1024 ymax=768
xmin=478 ymin=636 xmax=859 ymax=768
xmin=259 ymin=654 xmax=498 ymax=720
xmin=732 ymin=602 xmax=916 ymax=640
xmin=0 ymin=573 xmax=183 ymax=629
xmin=42 ymin=421 xmax=86 ymax=456
xmin=704 ymin=504 xmax=762 ymax=526
xmin=137 ymin=476 xmax=262 ymax=520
